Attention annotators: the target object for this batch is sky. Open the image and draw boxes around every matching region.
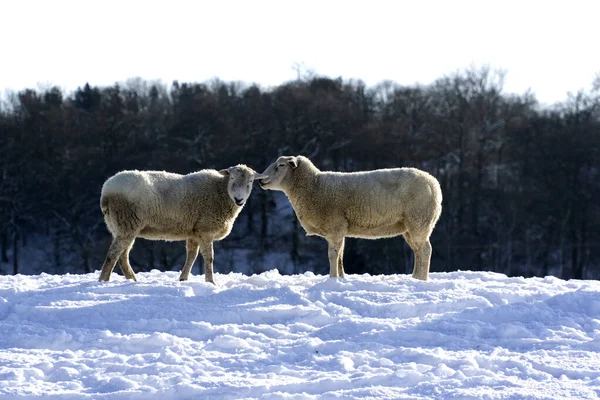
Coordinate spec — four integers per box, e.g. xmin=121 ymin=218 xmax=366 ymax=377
xmin=1 ymin=0 xmax=599 ymax=105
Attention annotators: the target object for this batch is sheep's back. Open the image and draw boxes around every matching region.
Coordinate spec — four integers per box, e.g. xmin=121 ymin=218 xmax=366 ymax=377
xmin=102 ymin=170 xmax=183 ymax=201
xmin=319 ymin=167 xmax=440 ymax=226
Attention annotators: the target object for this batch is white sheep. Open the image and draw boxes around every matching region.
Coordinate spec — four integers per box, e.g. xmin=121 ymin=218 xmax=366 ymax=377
xmin=98 ymin=165 xmax=266 ymax=283
xmin=258 ymin=156 xmax=442 ymax=280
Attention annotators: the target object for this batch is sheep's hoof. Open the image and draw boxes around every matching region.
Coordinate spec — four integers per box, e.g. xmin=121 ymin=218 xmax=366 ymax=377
xmin=411 ymin=273 xmax=428 ymax=281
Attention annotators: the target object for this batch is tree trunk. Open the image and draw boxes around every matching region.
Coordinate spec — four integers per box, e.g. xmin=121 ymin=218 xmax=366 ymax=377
xmin=246 ymin=205 xmax=254 ymax=235
xmin=472 ymin=136 xmax=484 ymax=271
xmin=53 ymin=234 xmax=61 ymax=271
xmin=148 ymin=244 xmax=155 ymax=271
xmin=525 ymin=228 xmax=532 ymax=277
xmin=559 ymin=206 xmax=572 ymax=279
xmin=291 ymin=216 xmax=300 ymax=274
xmin=12 ymin=231 xmax=18 ymax=275
xmin=1 ymin=232 xmax=8 ymax=263
xmin=576 ymin=203 xmax=588 ymax=279
xmin=505 ymin=239 xmax=513 ymax=276
xmin=260 ymin=191 xmax=269 ymax=257
xmin=444 ymin=171 xmax=454 ymax=271
xmin=404 ymin=241 xmax=412 ymax=275
xmin=571 ymin=216 xmax=583 ymax=280
xmin=83 ymin=249 xmax=90 ymax=273
xmin=160 ymin=248 xmax=169 ymax=271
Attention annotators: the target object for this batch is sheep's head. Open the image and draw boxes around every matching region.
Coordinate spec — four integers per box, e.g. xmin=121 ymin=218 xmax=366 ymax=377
xmin=258 ymin=156 xmax=298 ymax=191
xmin=219 ymin=165 xmax=267 ymax=207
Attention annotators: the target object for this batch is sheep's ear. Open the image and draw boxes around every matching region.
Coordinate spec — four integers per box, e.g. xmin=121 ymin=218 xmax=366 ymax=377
xmin=219 ymin=168 xmax=230 ymax=176
xmin=247 ymin=167 xmax=267 ymax=179
xmin=288 ymin=157 xmax=298 ymax=169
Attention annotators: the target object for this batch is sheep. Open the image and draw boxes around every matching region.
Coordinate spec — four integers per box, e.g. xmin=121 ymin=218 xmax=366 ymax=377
xmin=258 ymin=156 xmax=442 ymax=280
xmin=98 ymin=165 xmax=266 ymax=283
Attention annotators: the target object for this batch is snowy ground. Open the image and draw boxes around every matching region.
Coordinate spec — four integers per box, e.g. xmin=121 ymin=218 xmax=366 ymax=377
xmin=1 ymin=270 xmax=599 ymax=399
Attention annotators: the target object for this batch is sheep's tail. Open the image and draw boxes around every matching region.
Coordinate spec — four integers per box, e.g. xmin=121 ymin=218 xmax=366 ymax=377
xmin=100 ymin=196 xmax=110 ymax=216
xmin=430 ymin=178 xmax=443 ymax=225
xmin=420 ymin=175 xmax=443 ymax=233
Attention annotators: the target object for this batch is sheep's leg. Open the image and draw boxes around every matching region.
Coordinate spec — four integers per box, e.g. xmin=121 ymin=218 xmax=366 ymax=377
xmin=117 ymin=239 xmax=137 ymax=281
xmin=327 ymin=237 xmax=344 ymax=278
xmin=179 ymin=239 xmax=200 ymax=281
xmin=405 ymin=233 xmax=431 ymax=281
xmin=199 ymin=241 xmax=215 ymax=284
xmin=415 ymin=239 xmax=432 ymax=281
xmin=99 ymin=236 xmax=135 ymax=282
xmin=337 ymin=238 xmax=346 ymax=278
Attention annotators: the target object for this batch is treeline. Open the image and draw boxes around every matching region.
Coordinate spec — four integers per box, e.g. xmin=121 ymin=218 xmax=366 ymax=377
xmin=1 ymin=67 xmax=599 ymax=279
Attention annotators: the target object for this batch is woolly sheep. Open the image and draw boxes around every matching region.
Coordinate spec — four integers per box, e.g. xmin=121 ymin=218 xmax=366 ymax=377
xmin=258 ymin=156 xmax=442 ymax=280
xmin=98 ymin=165 xmax=266 ymax=283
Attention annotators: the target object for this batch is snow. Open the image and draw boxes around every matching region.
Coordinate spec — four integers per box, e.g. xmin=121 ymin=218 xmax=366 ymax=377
xmin=1 ymin=270 xmax=599 ymax=399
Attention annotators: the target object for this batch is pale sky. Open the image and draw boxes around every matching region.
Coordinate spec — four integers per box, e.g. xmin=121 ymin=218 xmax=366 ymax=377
xmin=1 ymin=0 xmax=599 ymax=105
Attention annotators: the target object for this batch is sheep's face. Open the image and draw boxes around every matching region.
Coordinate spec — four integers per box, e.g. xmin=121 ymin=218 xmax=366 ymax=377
xmin=220 ymin=165 xmax=267 ymax=207
xmin=258 ymin=156 xmax=298 ymax=191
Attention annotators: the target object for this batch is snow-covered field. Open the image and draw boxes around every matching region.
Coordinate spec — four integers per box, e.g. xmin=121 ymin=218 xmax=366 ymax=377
xmin=1 ymin=270 xmax=599 ymax=399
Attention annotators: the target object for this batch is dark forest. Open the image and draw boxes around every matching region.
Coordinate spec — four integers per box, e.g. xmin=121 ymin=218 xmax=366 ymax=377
xmin=1 ymin=67 xmax=599 ymax=280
